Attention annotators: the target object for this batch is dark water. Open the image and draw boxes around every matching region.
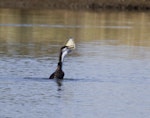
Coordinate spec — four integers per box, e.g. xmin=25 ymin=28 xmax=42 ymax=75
xmin=0 ymin=9 xmax=150 ymax=118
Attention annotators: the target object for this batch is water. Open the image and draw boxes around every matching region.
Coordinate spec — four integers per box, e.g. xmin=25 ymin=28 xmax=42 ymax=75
xmin=0 ymin=8 xmax=150 ymax=118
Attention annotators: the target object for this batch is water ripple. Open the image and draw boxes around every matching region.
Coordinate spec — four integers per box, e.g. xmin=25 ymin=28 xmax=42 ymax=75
xmin=0 ymin=23 xmax=132 ymax=29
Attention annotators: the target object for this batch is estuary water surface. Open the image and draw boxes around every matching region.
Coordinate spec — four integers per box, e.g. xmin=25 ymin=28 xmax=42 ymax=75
xmin=0 ymin=9 xmax=150 ymax=118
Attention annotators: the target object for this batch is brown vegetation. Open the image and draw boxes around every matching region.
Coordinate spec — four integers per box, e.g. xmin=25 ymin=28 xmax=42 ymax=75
xmin=0 ymin=0 xmax=150 ymax=10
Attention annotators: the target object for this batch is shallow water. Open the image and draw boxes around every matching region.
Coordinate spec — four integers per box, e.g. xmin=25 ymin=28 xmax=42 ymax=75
xmin=0 ymin=9 xmax=150 ymax=118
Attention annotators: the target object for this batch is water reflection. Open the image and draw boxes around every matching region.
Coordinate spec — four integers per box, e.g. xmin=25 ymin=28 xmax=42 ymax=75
xmin=0 ymin=8 xmax=150 ymax=63
xmin=0 ymin=9 xmax=150 ymax=46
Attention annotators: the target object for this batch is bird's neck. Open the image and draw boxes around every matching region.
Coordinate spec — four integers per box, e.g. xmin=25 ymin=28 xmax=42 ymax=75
xmin=57 ymin=62 xmax=63 ymax=70
xmin=59 ymin=52 xmax=66 ymax=63
xmin=59 ymin=52 xmax=62 ymax=63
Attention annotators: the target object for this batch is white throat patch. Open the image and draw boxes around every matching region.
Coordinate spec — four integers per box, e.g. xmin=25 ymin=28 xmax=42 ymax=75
xmin=61 ymin=48 xmax=69 ymax=62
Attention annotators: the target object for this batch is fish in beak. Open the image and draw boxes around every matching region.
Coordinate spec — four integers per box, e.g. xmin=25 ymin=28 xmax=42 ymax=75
xmin=65 ymin=38 xmax=76 ymax=50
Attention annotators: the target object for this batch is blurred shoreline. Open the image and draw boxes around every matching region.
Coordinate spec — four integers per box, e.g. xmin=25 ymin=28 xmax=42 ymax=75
xmin=0 ymin=0 xmax=150 ymax=11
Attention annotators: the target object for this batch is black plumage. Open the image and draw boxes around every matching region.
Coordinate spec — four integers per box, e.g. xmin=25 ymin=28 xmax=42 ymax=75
xmin=49 ymin=46 xmax=70 ymax=84
xmin=49 ymin=62 xmax=64 ymax=79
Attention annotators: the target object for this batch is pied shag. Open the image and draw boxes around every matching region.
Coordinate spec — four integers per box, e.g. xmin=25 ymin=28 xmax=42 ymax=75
xmin=49 ymin=38 xmax=75 ymax=86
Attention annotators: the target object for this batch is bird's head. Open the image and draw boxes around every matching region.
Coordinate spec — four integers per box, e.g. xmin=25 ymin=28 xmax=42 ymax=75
xmin=60 ymin=38 xmax=75 ymax=62
xmin=60 ymin=46 xmax=70 ymax=62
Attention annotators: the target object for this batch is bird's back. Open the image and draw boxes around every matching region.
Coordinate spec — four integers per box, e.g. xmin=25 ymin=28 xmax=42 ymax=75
xmin=49 ymin=69 xmax=64 ymax=79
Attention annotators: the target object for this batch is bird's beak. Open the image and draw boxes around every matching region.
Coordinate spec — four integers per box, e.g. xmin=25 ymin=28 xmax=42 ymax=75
xmin=65 ymin=38 xmax=76 ymax=50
